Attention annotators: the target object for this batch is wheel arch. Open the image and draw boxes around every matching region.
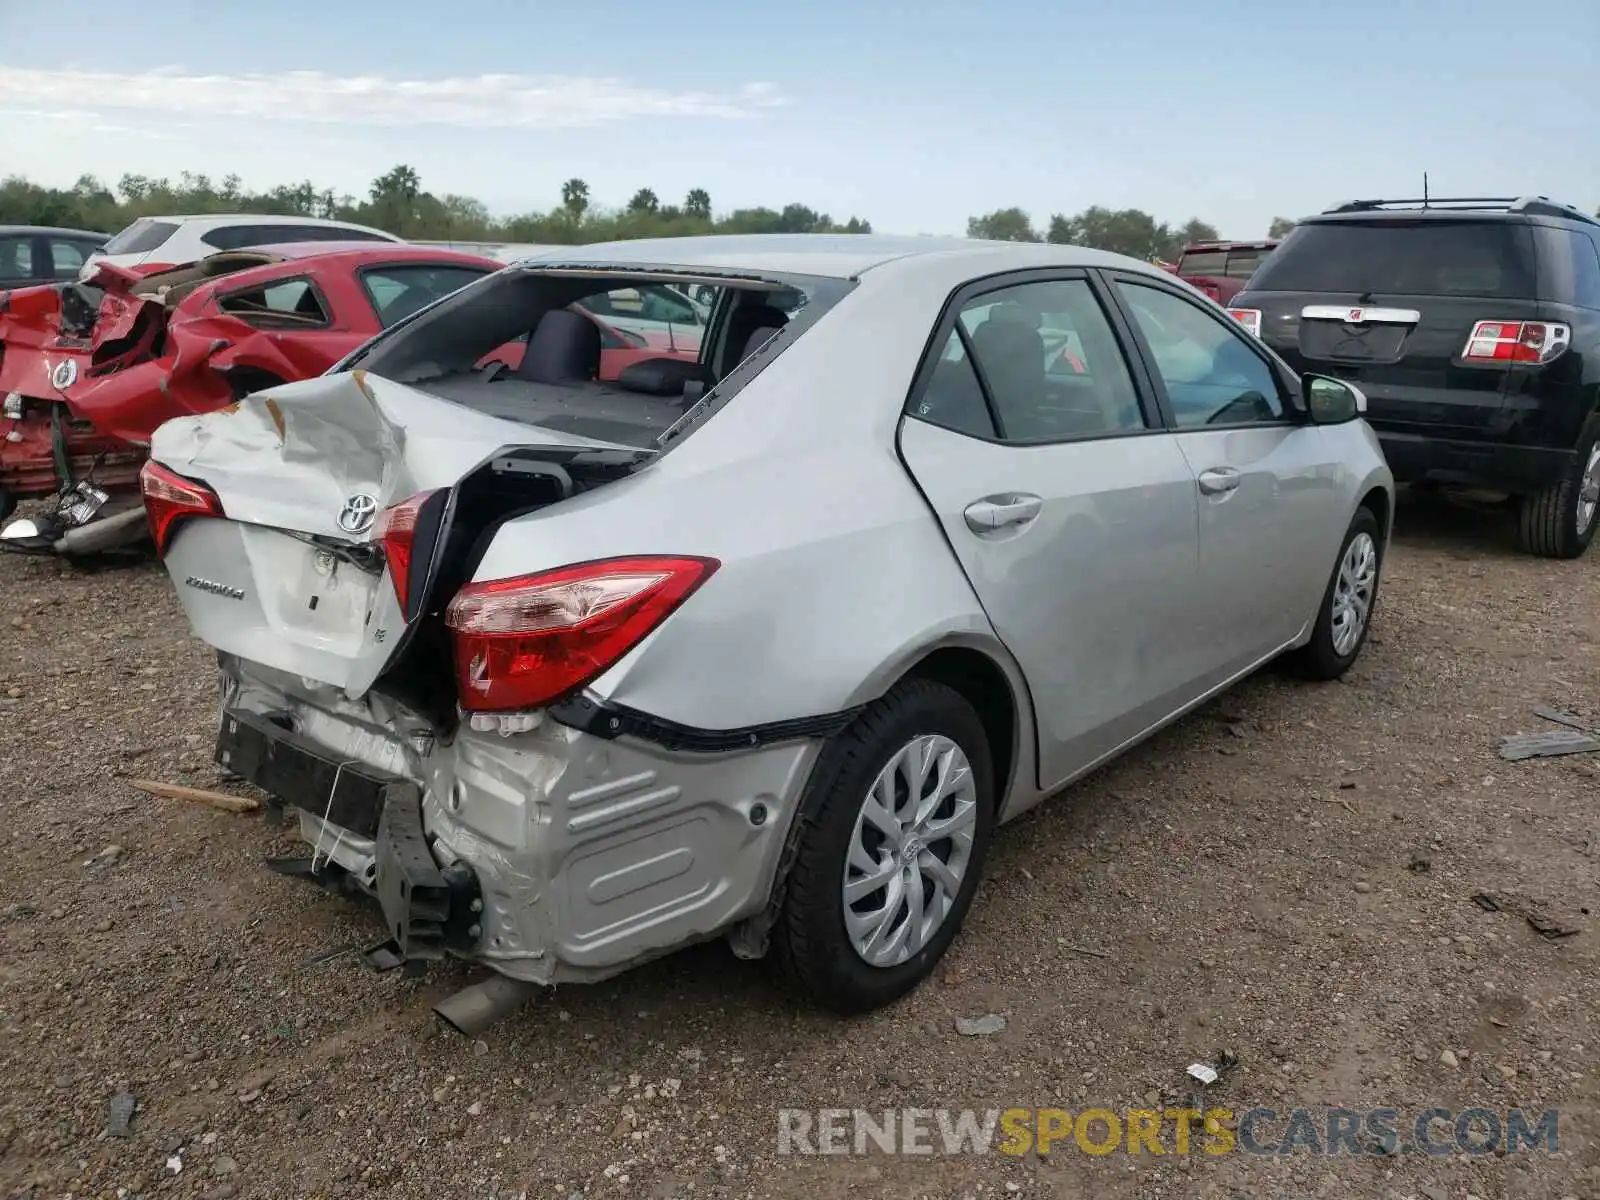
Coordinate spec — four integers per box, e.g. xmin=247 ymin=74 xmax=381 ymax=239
xmin=844 ymin=630 xmax=1035 ymax=817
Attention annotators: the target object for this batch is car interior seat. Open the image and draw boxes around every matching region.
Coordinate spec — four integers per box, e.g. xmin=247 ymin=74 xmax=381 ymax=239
xmin=517 ymin=308 xmax=602 ymax=384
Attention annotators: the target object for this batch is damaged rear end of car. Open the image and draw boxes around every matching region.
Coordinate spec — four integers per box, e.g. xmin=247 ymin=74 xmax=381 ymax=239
xmin=145 ymin=260 xmax=851 ymax=1030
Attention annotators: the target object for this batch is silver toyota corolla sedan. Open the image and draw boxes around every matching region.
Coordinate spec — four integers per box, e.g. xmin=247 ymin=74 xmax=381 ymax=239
xmin=141 ymin=235 xmax=1393 ymax=1030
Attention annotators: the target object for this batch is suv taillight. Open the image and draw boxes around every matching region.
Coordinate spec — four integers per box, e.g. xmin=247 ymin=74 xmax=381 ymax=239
xmin=1461 ymin=320 xmax=1571 ymax=365
xmin=140 ymin=460 xmax=224 ymax=556
xmin=444 ymin=555 xmax=719 ymax=713
xmin=1228 ymin=308 xmax=1262 ymax=337
xmin=373 ymin=489 xmax=440 ymax=620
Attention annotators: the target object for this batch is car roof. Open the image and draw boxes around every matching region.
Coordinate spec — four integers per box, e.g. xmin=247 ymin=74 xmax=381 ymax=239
xmin=0 ymin=225 xmax=108 ymax=239
xmin=1303 ymin=197 xmax=1598 ymax=229
xmin=513 ymin=233 xmax=1172 ymax=283
xmin=150 ymin=213 xmax=388 ymax=228
xmin=245 ymin=241 xmax=498 ymax=265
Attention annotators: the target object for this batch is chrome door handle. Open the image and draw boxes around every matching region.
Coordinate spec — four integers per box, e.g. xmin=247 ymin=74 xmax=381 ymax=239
xmin=963 ymin=494 xmax=1043 ymax=532
xmin=1197 ymin=468 xmax=1241 ymax=495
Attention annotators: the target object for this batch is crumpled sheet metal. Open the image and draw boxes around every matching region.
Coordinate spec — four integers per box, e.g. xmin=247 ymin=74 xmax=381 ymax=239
xmin=151 ymin=370 xmax=410 ymax=539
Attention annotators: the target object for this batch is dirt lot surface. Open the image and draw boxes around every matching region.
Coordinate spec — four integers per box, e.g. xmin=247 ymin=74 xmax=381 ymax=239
xmin=1 ymin=494 xmax=1596 ymax=1200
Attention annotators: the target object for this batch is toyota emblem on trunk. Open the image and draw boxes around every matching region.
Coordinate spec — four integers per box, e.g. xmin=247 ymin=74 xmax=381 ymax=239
xmin=49 ymin=359 xmax=78 ymax=390
xmin=337 ymin=493 xmax=378 ymax=534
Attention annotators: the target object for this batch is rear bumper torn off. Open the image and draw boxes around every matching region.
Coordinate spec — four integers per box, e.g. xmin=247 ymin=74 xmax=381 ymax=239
xmin=213 ymin=659 xmax=820 ymax=985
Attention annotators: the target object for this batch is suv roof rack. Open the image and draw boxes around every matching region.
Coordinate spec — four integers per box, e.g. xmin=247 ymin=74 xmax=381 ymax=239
xmin=1321 ymin=195 xmax=1598 ymax=225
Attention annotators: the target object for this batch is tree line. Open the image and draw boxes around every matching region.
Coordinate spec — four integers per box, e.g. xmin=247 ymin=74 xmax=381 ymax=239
xmin=0 ymin=165 xmax=873 ymax=243
xmin=965 ymin=207 xmax=1300 ymax=260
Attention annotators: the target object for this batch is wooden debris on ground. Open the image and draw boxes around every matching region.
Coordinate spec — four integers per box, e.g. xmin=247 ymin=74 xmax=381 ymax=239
xmin=129 ymin=779 xmax=260 ymax=813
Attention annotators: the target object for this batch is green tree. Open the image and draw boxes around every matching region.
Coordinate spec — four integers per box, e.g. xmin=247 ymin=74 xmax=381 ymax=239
xmin=560 ymin=178 xmax=590 ymax=224
xmin=0 ymin=165 xmax=872 ymax=247
xmin=967 ymin=208 xmax=1040 ymax=242
xmin=1268 ymin=216 xmax=1296 ymax=238
xmin=367 ymin=165 xmax=422 ymax=233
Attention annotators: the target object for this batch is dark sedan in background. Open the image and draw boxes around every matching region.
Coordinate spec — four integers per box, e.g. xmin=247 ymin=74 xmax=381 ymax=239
xmin=0 ymin=225 xmax=110 ymax=289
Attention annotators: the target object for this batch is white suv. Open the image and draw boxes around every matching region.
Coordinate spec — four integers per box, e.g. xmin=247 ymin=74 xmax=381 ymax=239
xmin=83 ymin=214 xmax=402 ymax=277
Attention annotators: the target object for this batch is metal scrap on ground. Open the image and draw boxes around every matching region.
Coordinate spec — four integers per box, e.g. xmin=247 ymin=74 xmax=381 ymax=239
xmin=105 ymin=1091 xmax=136 ymax=1138
xmin=1498 ymin=706 xmax=1600 ymax=760
xmin=129 ymin=779 xmax=260 ymax=813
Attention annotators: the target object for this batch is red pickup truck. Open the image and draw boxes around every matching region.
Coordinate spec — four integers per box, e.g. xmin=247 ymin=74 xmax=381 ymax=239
xmin=1169 ymin=239 xmax=1279 ymax=304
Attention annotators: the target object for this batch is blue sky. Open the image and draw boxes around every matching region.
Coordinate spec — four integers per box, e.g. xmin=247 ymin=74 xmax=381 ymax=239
xmin=2 ymin=0 xmax=1596 ymax=238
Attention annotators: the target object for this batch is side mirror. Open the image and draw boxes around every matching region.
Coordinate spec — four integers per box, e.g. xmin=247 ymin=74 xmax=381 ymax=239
xmin=1303 ymin=374 xmax=1367 ymax=424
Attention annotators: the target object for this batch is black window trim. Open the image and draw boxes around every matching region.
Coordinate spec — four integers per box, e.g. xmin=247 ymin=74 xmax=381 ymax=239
xmin=215 ymin=273 xmax=337 ymax=330
xmin=901 ymin=266 xmax=1173 ymax=448
xmin=1098 ymin=270 xmax=1301 ymax=432
xmin=353 ymin=260 xmax=496 ymax=329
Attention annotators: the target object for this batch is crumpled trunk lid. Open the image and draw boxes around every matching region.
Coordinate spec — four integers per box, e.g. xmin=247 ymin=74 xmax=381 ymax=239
xmin=151 ymin=369 xmax=640 ymax=699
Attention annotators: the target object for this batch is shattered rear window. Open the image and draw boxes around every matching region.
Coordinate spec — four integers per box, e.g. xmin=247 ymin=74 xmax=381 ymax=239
xmin=341 ymin=266 xmax=851 ymax=451
xmin=102 ymin=219 xmax=178 ymax=255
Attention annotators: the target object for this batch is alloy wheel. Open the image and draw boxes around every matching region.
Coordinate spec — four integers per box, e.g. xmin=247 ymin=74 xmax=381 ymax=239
xmin=842 ymin=734 xmax=978 ymax=968
xmin=1330 ymin=531 xmax=1378 ymax=657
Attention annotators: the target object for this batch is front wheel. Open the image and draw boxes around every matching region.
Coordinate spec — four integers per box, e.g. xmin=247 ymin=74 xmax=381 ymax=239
xmin=1517 ymin=432 xmax=1600 ymax=559
xmin=1288 ymin=506 xmax=1383 ymax=681
xmin=773 ymin=679 xmax=994 ymax=1013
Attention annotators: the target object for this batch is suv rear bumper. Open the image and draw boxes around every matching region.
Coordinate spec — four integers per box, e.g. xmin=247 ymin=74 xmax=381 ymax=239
xmin=1374 ymin=430 xmax=1575 ymax=493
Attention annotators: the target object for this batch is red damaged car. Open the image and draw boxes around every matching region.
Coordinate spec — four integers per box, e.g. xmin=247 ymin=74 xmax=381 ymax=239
xmin=0 ymin=243 xmax=694 ymax=556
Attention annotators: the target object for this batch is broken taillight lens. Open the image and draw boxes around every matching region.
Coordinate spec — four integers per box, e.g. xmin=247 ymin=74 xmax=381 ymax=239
xmin=373 ymin=489 xmax=441 ymax=620
xmin=1460 ymin=320 xmax=1571 ymax=365
xmin=444 ymin=556 xmax=719 ymax=713
xmin=140 ymin=460 xmax=224 ymax=556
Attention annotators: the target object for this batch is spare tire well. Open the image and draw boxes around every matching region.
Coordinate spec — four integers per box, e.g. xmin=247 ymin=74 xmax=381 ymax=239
xmin=905 ymin=647 xmax=1017 ymax=809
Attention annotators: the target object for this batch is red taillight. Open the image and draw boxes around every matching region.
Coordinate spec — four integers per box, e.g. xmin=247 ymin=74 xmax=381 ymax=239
xmin=444 ymin=555 xmax=719 ymax=713
xmin=1228 ymin=307 xmax=1263 ymax=337
xmin=1461 ymin=320 xmax=1571 ymax=365
xmin=373 ymin=490 xmax=440 ymax=620
xmin=139 ymin=460 xmax=223 ymax=556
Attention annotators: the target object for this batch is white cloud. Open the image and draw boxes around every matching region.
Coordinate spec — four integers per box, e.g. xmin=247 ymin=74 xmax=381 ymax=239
xmin=0 ymin=67 xmax=788 ymax=130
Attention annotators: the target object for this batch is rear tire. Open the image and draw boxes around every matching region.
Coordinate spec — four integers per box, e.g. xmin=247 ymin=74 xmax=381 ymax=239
xmin=1288 ymin=506 xmax=1383 ymax=681
xmin=772 ymin=679 xmax=994 ymax=1014
xmin=0 ymin=488 xmax=15 ymax=524
xmin=1516 ymin=430 xmax=1600 ymax=560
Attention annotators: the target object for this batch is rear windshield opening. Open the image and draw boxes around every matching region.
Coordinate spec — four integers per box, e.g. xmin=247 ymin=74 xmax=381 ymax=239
xmin=102 ymin=218 xmax=179 ymax=256
xmin=1248 ymin=219 xmax=1537 ymax=298
xmin=346 ymin=266 xmax=851 ymax=449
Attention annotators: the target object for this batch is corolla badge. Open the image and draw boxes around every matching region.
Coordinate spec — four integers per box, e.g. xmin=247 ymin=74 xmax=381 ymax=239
xmin=337 ymin=492 xmax=379 ymax=535
xmin=49 ymin=359 xmax=78 ymax=390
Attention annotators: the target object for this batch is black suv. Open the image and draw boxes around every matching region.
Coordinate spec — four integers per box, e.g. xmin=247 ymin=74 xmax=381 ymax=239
xmin=1230 ymin=196 xmax=1600 ymax=558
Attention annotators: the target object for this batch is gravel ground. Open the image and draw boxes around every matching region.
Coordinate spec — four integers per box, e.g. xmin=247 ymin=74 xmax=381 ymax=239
xmin=1 ymin=493 xmax=1596 ymax=1200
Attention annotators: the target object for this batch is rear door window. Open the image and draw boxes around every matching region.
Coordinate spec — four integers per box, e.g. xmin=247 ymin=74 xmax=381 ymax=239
xmin=1248 ymin=220 xmax=1537 ymax=298
xmin=102 ymin=218 xmax=178 ymax=255
xmin=0 ymin=235 xmax=36 ymax=280
xmin=49 ymin=238 xmax=95 ymax=279
xmin=361 ymin=264 xmax=492 ymax=327
xmin=914 ymin=278 xmax=1147 ymax=442
xmin=217 ymin=278 xmax=332 ymax=327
